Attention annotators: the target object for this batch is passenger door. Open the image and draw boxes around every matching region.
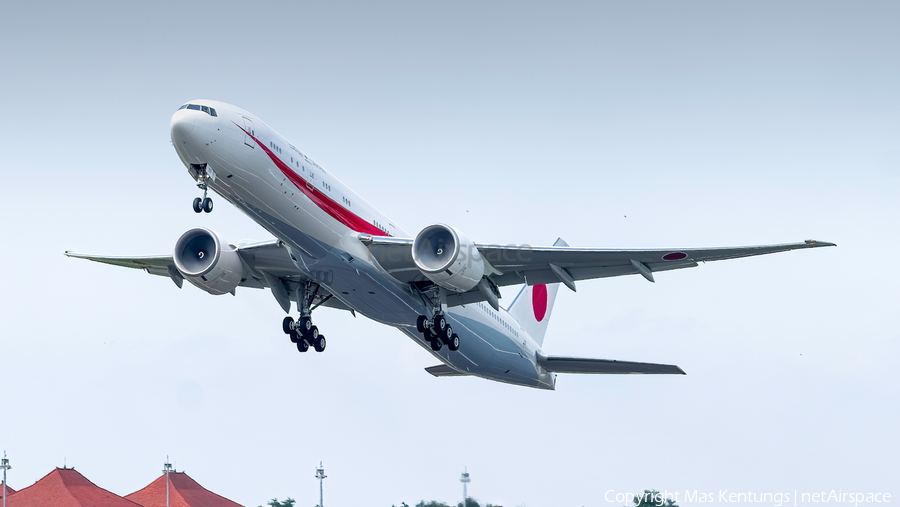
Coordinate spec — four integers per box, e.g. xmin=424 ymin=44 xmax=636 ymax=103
xmin=242 ymin=117 xmax=255 ymax=148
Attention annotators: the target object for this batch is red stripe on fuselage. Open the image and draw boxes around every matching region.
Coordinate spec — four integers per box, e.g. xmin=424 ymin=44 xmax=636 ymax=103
xmin=237 ymin=124 xmax=389 ymax=237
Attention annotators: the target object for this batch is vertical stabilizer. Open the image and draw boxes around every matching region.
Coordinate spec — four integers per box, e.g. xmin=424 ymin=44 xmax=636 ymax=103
xmin=506 ymin=238 xmax=566 ymax=347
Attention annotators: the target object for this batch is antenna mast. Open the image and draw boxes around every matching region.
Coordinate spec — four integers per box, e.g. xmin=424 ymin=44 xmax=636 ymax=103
xmin=2 ymin=451 xmax=10 ymax=507
xmin=163 ymin=457 xmax=174 ymax=507
xmin=459 ymin=467 xmax=471 ymax=507
xmin=315 ymin=462 xmax=327 ymax=507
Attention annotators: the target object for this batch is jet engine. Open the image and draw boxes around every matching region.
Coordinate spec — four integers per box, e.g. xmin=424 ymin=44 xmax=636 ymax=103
xmin=173 ymin=227 xmax=246 ymax=295
xmin=412 ymin=223 xmax=485 ymax=292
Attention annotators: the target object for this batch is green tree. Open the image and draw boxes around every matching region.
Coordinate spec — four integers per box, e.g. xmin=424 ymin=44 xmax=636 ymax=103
xmin=415 ymin=501 xmax=451 ymax=507
xmin=460 ymin=499 xmax=501 ymax=507
xmin=633 ymin=490 xmax=677 ymax=507
xmin=258 ymin=498 xmax=296 ymax=507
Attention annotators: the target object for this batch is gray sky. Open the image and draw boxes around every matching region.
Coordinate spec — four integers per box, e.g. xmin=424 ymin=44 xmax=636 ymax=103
xmin=1 ymin=1 xmax=897 ymax=506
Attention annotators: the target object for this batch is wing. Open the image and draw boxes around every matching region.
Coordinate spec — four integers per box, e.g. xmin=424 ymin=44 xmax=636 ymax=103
xmin=63 ymin=252 xmax=176 ymax=277
xmin=361 ymin=234 xmax=835 ymax=302
xmin=65 ymin=240 xmax=351 ymax=313
xmin=475 ymin=239 xmax=836 ymax=288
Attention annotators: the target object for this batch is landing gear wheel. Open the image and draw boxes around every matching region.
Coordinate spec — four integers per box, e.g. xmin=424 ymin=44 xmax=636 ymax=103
xmin=448 ymin=333 xmax=460 ymax=351
xmin=430 ymin=337 xmax=443 ymax=351
xmin=202 ymin=197 xmax=213 ymax=213
xmin=314 ymin=335 xmax=326 ymax=352
xmin=416 ymin=315 xmax=428 ymax=333
xmin=298 ymin=317 xmax=313 ymax=333
xmin=442 ymin=325 xmax=453 ymax=341
xmin=433 ymin=314 xmax=447 ymax=335
xmin=289 ymin=330 xmax=300 ymax=344
xmin=192 ymin=197 xmax=202 ymax=213
xmin=307 ymin=325 xmax=319 ymax=341
xmin=297 ymin=339 xmax=309 ymax=352
xmin=282 ymin=316 xmax=294 ymax=334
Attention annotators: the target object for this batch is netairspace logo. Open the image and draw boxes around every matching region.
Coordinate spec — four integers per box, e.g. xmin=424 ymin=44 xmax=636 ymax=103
xmin=605 ymin=490 xmax=892 ymax=507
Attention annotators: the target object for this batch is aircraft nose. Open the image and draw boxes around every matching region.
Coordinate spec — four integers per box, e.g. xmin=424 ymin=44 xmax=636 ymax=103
xmin=170 ymin=110 xmax=196 ymax=144
xmin=171 ymin=109 xmax=208 ymax=165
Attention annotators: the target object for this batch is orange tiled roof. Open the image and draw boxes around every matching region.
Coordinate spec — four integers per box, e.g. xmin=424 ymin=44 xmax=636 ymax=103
xmin=7 ymin=468 xmax=142 ymax=507
xmin=0 ymin=482 xmax=15 ymax=498
xmin=125 ymin=472 xmax=243 ymax=507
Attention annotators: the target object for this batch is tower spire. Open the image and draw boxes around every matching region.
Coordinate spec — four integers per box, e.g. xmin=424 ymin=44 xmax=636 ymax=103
xmin=163 ymin=456 xmax=174 ymax=507
xmin=459 ymin=467 xmax=471 ymax=507
xmin=2 ymin=451 xmax=11 ymax=507
xmin=315 ymin=461 xmax=327 ymax=507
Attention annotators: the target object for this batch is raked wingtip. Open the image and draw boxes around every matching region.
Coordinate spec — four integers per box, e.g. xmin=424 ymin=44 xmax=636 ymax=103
xmin=804 ymin=239 xmax=836 ymax=248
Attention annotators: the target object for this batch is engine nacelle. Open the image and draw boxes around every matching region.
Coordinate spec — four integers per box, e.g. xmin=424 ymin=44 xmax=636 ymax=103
xmin=412 ymin=224 xmax=485 ymax=293
xmin=173 ymin=228 xmax=246 ymax=295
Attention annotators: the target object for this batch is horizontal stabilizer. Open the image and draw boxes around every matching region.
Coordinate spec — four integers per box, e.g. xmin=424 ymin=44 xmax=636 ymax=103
xmin=425 ymin=364 xmax=471 ymax=377
xmin=537 ymin=353 xmax=685 ymax=375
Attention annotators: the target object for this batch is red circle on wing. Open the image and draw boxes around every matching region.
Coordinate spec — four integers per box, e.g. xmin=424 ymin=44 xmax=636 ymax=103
xmin=532 ymin=284 xmax=548 ymax=322
xmin=663 ymin=252 xmax=688 ymax=261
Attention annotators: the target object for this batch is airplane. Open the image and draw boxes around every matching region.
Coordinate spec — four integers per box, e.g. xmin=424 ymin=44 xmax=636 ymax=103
xmin=66 ymin=99 xmax=835 ymax=390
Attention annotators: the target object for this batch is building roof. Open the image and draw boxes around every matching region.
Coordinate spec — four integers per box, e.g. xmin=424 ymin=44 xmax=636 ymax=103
xmin=6 ymin=468 xmax=142 ymax=507
xmin=0 ymin=482 xmax=15 ymax=498
xmin=125 ymin=472 xmax=243 ymax=507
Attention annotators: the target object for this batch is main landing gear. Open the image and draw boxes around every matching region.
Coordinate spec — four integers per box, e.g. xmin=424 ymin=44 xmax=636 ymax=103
xmin=416 ymin=314 xmax=460 ymax=352
xmin=415 ymin=284 xmax=461 ymax=353
xmin=283 ymin=315 xmax=326 ymax=352
xmin=282 ymin=281 xmax=327 ymax=353
xmin=191 ymin=164 xmax=213 ymax=213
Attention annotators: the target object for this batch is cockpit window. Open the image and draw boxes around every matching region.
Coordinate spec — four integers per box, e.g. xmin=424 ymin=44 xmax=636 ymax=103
xmin=178 ymin=104 xmax=218 ymax=117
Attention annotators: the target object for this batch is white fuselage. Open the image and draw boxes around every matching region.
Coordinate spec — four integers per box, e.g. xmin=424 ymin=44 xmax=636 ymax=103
xmin=170 ymin=100 xmax=555 ymax=389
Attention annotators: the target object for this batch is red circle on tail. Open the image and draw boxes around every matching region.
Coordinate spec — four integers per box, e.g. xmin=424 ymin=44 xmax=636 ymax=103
xmin=532 ymin=284 xmax=548 ymax=322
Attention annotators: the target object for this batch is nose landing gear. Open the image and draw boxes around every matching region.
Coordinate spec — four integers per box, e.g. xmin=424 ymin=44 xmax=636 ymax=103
xmin=191 ymin=164 xmax=213 ymax=213
xmin=192 ymin=196 xmax=213 ymax=213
